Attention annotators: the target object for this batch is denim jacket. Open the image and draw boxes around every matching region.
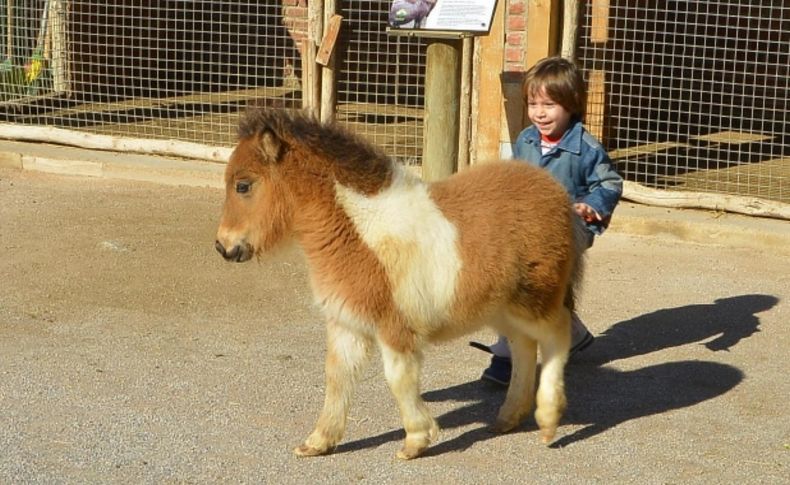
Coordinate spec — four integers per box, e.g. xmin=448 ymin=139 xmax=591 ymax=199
xmin=512 ymin=119 xmax=623 ymax=235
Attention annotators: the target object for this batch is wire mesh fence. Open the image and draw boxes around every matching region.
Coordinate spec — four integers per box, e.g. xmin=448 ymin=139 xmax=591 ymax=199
xmin=338 ymin=0 xmax=426 ymax=167
xmin=0 ymin=1 xmax=426 ymax=164
xmin=1 ymin=1 xmax=303 ymax=148
xmin=578 ymin=0 xmax=789 ymax=204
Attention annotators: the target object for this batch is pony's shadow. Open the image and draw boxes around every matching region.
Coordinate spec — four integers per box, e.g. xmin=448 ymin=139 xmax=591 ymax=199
xmin=336 ymin=294 xmax=777 ymax=455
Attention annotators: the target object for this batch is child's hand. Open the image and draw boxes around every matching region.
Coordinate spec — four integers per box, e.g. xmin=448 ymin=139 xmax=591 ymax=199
xmin=574 ymin=203 xmax=602 ymax=223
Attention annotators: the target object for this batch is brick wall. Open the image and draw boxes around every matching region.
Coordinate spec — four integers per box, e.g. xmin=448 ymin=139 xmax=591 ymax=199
xmin=282 ymin=0 xmax=309 ymax=50
xmin=281 ymin=0 xmax=309 ymax=85
xmin=505 ymin=0 xmax=528 ymax=72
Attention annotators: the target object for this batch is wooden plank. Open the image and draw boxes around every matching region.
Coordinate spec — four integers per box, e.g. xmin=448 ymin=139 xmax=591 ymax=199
xmin=524 ymin=0 xmax=561 ymax=127
xmin=591 ymin=0 xmax=609 ymax=44
xmin=301 ymin=39 xmax=317 ymax=116
xmin=457 ymin=37 xmax=473 ymax=171
xmin=316 ymin=14 xmax=342 ymax=66
xmin=472 ymin=0 xmax=505 ymax=164
xmin=526 ymin=0 xmax=561 ymax=68
xmin=586 ymin=69 xmax=606 ymax=141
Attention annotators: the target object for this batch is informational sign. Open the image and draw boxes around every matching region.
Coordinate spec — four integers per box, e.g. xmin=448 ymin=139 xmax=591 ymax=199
xmin=388 ymin=0 xmax=497 ymax=33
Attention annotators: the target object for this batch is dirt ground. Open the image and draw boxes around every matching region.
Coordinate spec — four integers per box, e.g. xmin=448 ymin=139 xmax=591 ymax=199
xmin=1 ymin=167 xmax=788 ymax=484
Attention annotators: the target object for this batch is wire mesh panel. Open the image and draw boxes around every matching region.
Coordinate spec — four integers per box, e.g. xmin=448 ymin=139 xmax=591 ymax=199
xmin=578 ymin=1 xmax=789 ymax=204
xmin=0 ymin=1 xmax=303 ymax=148
xmin=338 ymin=1 xmax=427 ymax=166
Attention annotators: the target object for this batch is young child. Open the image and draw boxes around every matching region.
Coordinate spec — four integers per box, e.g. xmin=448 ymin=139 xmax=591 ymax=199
xmin=472 ymin=56 xmax=623 ymax=386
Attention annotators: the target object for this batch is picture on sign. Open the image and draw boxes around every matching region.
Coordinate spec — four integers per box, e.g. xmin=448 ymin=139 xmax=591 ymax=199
xmin=388 ymin=0 xmax=497 ymax=33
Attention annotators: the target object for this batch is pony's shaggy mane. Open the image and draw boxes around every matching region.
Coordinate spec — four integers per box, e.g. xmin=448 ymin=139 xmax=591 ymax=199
xmin=238 ymin=108 xmax=393 ymax=191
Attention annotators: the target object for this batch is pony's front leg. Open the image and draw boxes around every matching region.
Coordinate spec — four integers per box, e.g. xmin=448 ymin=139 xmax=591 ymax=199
xmin=294 ymin=317 xmax=373 ymax=457
xmin=379 ymin=342 xmax=439 ymax=460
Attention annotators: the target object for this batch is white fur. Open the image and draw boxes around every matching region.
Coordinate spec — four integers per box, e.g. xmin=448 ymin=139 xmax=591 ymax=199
xmin=333 ymin=164 xmax=462 ymax=333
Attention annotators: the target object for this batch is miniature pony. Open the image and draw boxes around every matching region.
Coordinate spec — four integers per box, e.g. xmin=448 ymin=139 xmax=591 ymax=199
xmin=215 ymin=108 xmax=585 ymax=459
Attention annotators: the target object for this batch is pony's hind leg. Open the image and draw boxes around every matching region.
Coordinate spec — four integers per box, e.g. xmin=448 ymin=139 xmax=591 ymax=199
xmin=534 ymin=307 xmax=571 ymax=444
xmin=379 ymin=341 xmax=439 ymax=460
xmin=492 ymin=331 xmax=538 ymax=433
xmin=295 ymin=317 xmax=373 ymax=457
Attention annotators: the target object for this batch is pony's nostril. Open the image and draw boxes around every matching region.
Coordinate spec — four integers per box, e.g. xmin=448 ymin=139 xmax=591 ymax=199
xmin=225 ymin=245 xmax=240 ymax=261
xmin=215 ymin=240 xmax=228 ymax=258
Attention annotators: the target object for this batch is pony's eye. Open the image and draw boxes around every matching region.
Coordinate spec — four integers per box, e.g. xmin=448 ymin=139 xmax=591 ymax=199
xmin=235 ymin=180 xmax=251 ymax=194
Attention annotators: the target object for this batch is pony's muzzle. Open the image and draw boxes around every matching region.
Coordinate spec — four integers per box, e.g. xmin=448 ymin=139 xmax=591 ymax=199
xmin=215 ymin=240 xmax=253 ymax=262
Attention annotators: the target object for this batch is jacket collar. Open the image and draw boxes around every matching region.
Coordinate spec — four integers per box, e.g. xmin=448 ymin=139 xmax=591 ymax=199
xmin=524 ymin=118 xmax=584 ymax=155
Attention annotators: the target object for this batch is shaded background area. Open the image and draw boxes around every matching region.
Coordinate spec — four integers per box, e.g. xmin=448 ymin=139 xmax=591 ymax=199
xmin=0 ymin=1 xmax=786 ymax=202
xmin=578 ymin=0 xmax=789 ymax=203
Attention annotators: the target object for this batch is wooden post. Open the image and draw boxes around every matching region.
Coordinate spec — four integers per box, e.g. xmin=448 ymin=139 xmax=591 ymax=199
xmin=303 ymin=0 xmax=323 ymax=118
xmin=457 ymin=36 xmax=473 ymax=171
xmin=6 ymin=0 xmax=13 ymax=60
xmin=49 ymin=0 xmax=71 ymax=93
xmin=320 ymin=0 xmax=338 ymax=123
xmin=422 ymin=39 xmax=461 ymax=182
xmin=561 ymin=0 xmax=580 ymax=60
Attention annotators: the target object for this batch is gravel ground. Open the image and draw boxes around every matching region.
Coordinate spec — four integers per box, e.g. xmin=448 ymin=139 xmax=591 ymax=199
xmin=1 ymin=167 xmax=788 ymax=484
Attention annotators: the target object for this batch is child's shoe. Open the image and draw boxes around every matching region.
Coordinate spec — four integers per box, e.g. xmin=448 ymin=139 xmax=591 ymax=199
xmin=471 ymin=315 xmax=595 ymax=387
xmin=570 ymin=313 xmax=595 ymax=354
xmin=481 ymin=354 xmax=511 ymax=386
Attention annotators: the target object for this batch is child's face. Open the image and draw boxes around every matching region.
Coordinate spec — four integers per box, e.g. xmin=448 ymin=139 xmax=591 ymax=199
xmin=527 ymin=88 xmax=573 ymax=140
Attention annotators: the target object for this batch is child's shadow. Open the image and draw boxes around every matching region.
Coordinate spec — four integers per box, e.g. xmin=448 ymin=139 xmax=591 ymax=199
xmin=580 ymin=294 xmax=776 ymax=366
xmin=336 ymin=294 xmax=777 ymax=455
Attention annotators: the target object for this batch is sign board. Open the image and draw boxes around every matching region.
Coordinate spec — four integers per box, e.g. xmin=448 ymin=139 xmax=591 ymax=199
xmin=388 ymin=0 xmax=497 ymax=34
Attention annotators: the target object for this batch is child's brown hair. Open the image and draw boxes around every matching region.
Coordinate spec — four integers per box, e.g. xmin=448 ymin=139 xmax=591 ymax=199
xmin=523 ymin=57 xmax=587 ymax=119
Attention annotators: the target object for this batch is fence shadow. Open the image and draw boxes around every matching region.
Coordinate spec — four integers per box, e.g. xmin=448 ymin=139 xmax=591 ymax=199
xmin=336 ymin=293 xmax=777 ymax=455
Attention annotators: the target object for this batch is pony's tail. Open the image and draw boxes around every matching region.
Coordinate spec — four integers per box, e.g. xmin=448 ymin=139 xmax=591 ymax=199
xmin=565 ymin=215 xmax=588 ymax=312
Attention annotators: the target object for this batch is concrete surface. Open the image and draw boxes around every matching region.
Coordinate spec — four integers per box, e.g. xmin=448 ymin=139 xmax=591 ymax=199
xmin=1 ymin=141 xmax=789 ymax=484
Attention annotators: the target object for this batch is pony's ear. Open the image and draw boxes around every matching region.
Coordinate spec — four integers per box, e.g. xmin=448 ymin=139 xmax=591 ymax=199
xmin=258 ymin=129 xmax=283 ymax=163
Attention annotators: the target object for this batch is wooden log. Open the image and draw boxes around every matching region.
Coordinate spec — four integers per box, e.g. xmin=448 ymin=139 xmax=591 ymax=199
xmin=0 ymin=124 xmax=232 ymax=162
xmin=422 ymin=39 xmax=461 ymax=182
xmin=623 ymin=181 xmax=790 ymax=220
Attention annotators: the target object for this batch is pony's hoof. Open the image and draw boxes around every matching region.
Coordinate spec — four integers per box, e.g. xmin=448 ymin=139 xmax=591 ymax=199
xmin=396 ymin=444 xmax=426 ymax=460
xmin=293 ymin=443 xmax=331 ymax=457
xmin=539 ymin=428 xmax=556 ymax=444
xmin=491 ymin=418 xmax=518 ymax=434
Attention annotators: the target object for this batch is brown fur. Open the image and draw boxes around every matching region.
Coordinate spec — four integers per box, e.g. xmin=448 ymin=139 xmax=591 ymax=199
xmin=431 ymin=162 xmax=576 ymax=332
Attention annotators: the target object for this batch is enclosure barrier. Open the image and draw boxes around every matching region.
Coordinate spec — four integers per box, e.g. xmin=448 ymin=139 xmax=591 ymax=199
xmin=0 ymin=1 xmax=786 ymax=219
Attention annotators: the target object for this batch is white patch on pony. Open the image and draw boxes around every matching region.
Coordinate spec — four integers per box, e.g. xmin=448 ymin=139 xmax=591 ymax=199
xmin=317 ymin=293 xmax=377 ymax=340
xmin=334 ymin=164 xmax=462 ymax=334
